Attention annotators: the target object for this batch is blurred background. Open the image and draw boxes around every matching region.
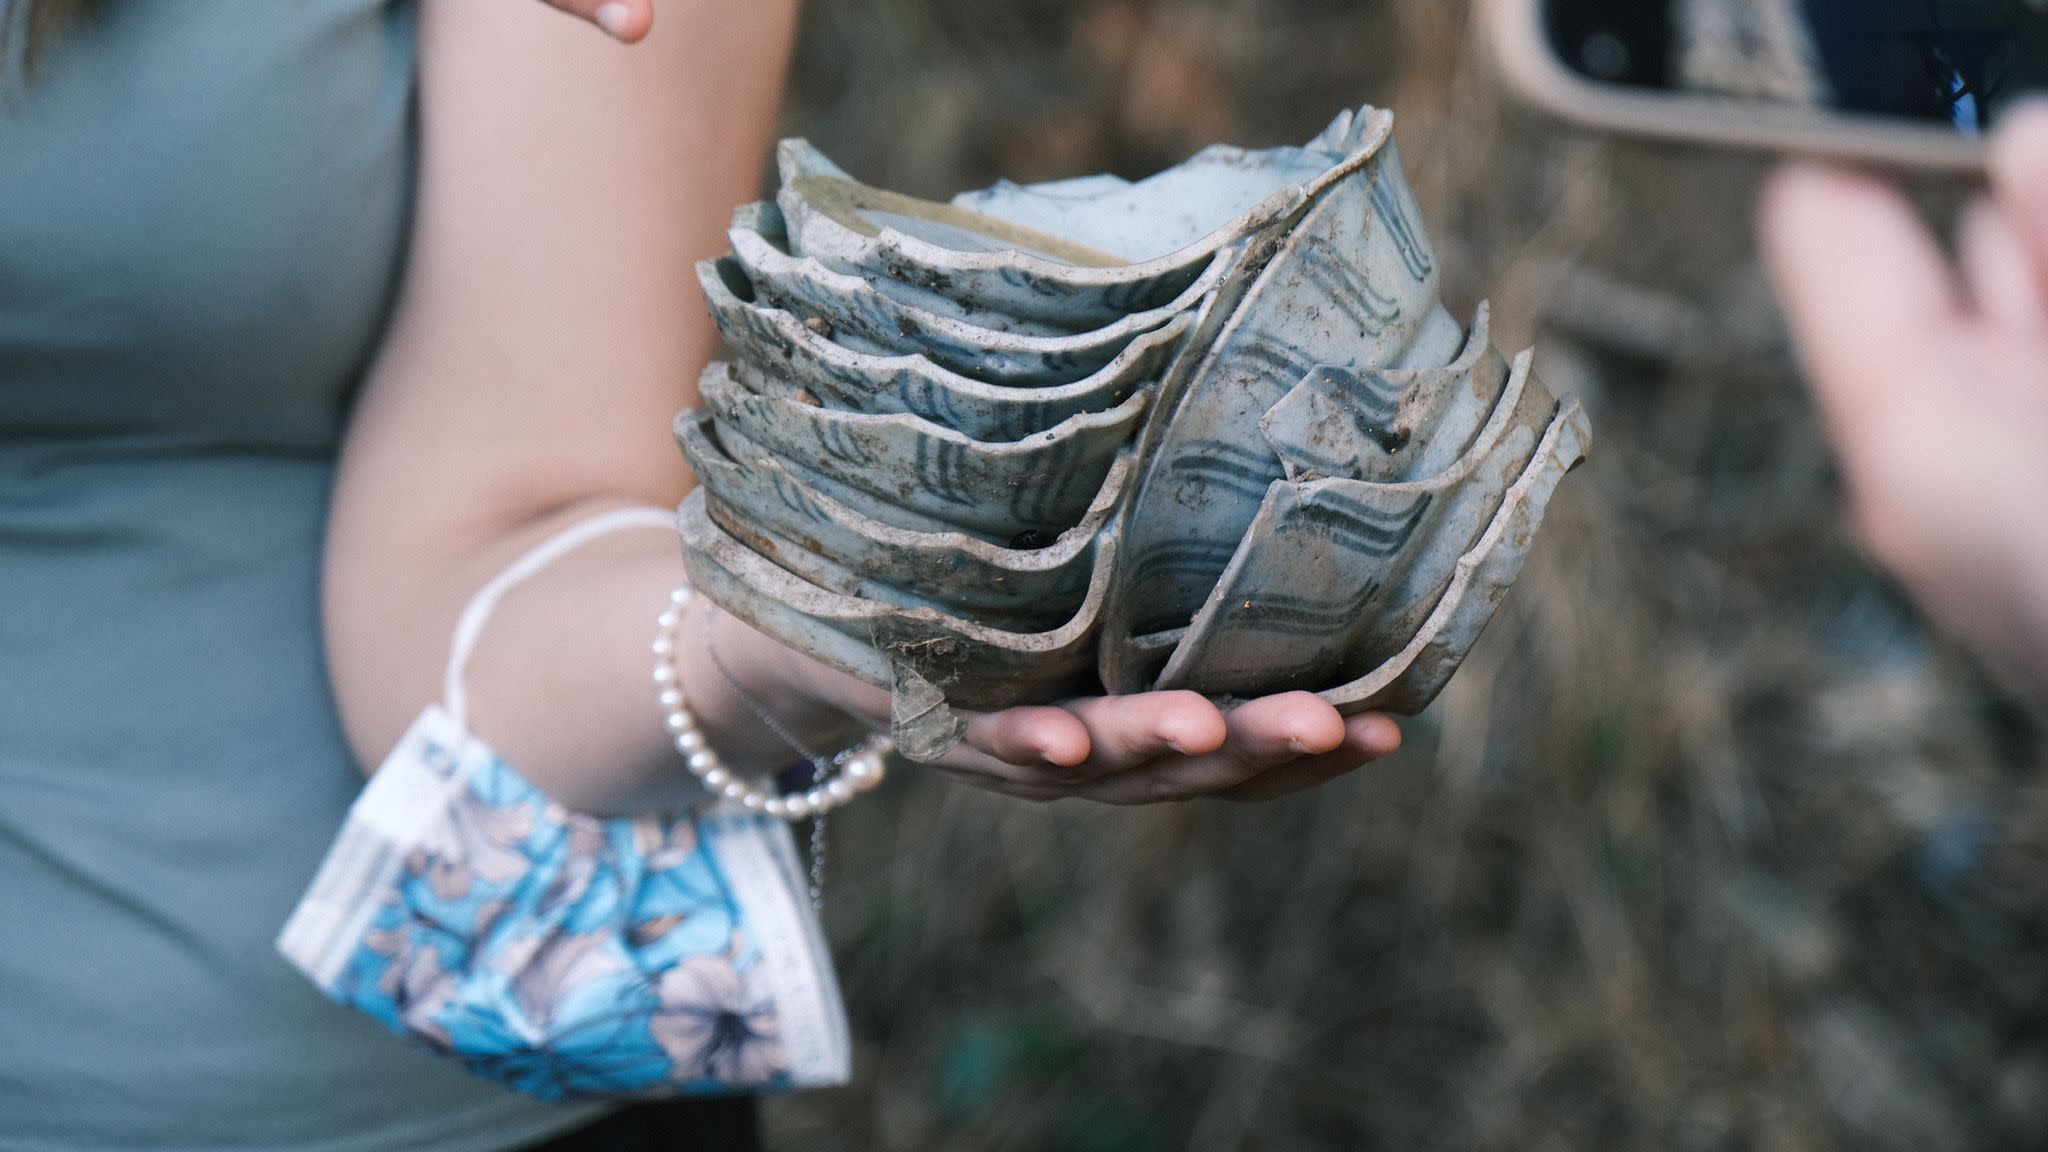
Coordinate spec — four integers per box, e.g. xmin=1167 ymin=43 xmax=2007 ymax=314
xmin=764 ymin=1 xmax=2048 ymax=1147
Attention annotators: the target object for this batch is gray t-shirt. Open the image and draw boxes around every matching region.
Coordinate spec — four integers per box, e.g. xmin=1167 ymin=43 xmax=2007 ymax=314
xmin=0 ymin=1 xmax=602 ymax=1146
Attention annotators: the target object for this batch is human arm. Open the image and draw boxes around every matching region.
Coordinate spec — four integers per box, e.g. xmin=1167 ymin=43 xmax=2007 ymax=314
xmin=324 ymin=0 xmax=1402 ymax=816
xmin=1762 ymin=103 xmax=2048 ymax=704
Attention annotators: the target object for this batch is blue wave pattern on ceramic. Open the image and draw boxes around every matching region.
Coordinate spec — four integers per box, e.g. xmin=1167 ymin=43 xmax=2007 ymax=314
xmin=680 ymin=103 xmax=1593 ymax=760
xmin=280 ymin=708 xmax=846 ymax=1102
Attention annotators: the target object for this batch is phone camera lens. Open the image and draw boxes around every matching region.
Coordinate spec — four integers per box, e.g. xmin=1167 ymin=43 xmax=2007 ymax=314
xmin=1579 ymin=30 xmax=1633 ymax=81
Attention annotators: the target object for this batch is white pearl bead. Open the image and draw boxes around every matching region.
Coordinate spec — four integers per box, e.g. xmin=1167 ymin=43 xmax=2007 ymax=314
xmin=804 ymin=788 xmax=829 ymax=812
xmin=664 ymin=713 xmax=689 ymax=733
xmin=721 ymin=781 xmax=747 ymax=801
xmin=741 ymin=792 xmax=764 ymax=811
xmin=652 ymin=664 xmax=677 ymax=684
xmin=783 ymin=794 xmax=811 ymax=819
xmin=856 ymin=765 xmax=885 ymax=791
xmin=670 ymin=587 xmax=691 ymax=605
xmin=845 ymin=756 xmax=876 ymax=779
xmin=763 ymin=798 xmax=787 ymax=819
xmin=652 ymin=636 xmax=674 ymax=657
xmin=701 ymin=766 xmax=730 ymax=789
xmin=658 ymin=689 xmax=683 ymax=709
xmin=656 ymin=610 xmax=679 ymax=631
xmin=685 ymin=751 xmax=717 ymax=774
xmin=675 ymin=729 xmax=704 ymax=752
xmin=827 ymin=778 xmax=854 ymax=803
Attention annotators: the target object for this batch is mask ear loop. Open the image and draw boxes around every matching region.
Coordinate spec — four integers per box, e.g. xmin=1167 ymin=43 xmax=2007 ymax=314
xmin=441 ymin=505 xmax=679 ymax=736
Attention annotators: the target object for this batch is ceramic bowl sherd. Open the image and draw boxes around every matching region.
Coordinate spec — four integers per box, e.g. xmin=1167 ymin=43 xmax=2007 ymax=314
xmin=1100 ymin=130 xmax=1467 ymax=689
xmin=698 ymin=360 xmax=1149 ymax=543
xmin=1095 ymin=307 xmax=1503 ymax=694
xmin=773 ymin=107 xmax=1398 ymax=329
xmin=678 ymin=491 xmax=1117 ymax=717
xmin=1258 ymin=303 xmax=1509 ymax=486
xmin=1152 ymin=350 xmax=1560 ymax=697
xmin=697 ymin=257 xmax=1185 ymax=442
xmin=677 ymin=410 xmax=1127 ymax=631
xmin=730 ymin=202 xmax=1222 ymax=386
xmin=1312 ymin=396 xmax=1591 ymax=715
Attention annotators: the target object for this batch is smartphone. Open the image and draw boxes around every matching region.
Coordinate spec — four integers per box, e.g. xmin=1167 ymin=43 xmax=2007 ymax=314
xmin=1482 ymin=0 xmax=2048 ymax=170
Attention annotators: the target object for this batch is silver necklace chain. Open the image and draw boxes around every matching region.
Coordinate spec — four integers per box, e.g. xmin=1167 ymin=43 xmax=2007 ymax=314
xmin=701 ymin=607 xmax=831 ymax=911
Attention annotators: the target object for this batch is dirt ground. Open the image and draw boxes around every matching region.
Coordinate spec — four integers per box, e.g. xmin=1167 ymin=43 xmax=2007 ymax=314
xmin=760 ymin=2 xmax=2048 ymax=1148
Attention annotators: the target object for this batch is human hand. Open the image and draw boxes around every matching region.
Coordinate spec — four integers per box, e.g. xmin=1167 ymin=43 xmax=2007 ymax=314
xmin=766 ymin=640 xmax=1403 ymax=805
xmin=840 ymin=681 xmax=1401 ymax=806
xmin=1762 ymin=103 xmax=2048 ymax=702
xmin=534 ymin=0 xmax=653 ymax=43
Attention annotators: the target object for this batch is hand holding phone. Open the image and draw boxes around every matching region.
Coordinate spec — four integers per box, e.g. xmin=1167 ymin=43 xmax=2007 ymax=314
xmin=1762 ymin=103 xmax=2048 ymax=700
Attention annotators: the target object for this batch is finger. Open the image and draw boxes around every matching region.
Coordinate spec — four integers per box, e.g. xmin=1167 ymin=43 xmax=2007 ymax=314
xmin=1760 ymin=163 xmax=1964 ymax=468
xmin=1213 ymin=713 xmax=1402 ymax=802
xmin=539 ymin=0 xmax=653 ymax=42
xmin=933 ymin=764 xmax=1061 ymax=804
xmin=1990 ymin=99 xmax=2048 ymax=290
xmin=961 ymin=705 xmax=1094 ymax=771
xmin=1959 ymin=195 xmax=2048 ymax=331
xmin=929 ymin=733 xmax=1081 ymax=793
xmin=1057 ymin=691 xmax=1230 ymax=775
xmin=1069 ymin=692 xmax=1347 ymax=805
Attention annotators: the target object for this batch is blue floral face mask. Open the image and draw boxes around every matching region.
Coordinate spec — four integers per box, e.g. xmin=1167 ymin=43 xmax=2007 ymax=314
xmin=277 ymin=508 xmax=849 ymax=1101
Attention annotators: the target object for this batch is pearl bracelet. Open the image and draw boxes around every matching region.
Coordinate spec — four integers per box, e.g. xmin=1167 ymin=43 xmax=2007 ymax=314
xmin=653 ymin=586 xmax=888 ymax=820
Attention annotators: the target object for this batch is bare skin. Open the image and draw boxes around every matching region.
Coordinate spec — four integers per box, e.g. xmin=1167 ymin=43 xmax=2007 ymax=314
xmin=324 ymin=0 xmax=1401 ymax=816
xmin=1763 ymin=103 xmax=2048 ymax=706
xmin=532 ymin=0 xmax=655 ymax=43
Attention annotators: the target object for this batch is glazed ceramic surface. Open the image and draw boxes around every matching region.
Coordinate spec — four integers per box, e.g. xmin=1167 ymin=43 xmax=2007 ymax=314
xmin=676 ymin=104 xmax=1593 ymax=756
xmin=774 ymin=109 xmax=1396 ymax=328
xmin=1101 ymin=132 xmax=1466 ymax=688
xmin=1313 ymin=397 xmax=1591 ymax=714
xmin=1153 ymin=350 xmax=1554 ymax=697
xmin=678 ymin=411 xmax=1126 ymax=631
xmin=730 ymin=202 xmax=1221 ymax=386
xmin=698 ymin=257 xmax=1185 ymax=442
xmin=699 ymin=361 xmax=1148 ymax=542
xmin=1259 ymin=305 xmax=1507 ymax=486
xmin=678 ymin=493 xmax=1114 ymax=713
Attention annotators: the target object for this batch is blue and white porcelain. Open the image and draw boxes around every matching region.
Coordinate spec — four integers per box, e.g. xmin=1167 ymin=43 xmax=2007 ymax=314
xmin=677 ymin=411 xmax=1125 ymax=632
xmin=729 ymin=202 xmax=1220 ymax=387
xmin=773 ymin=109 xmax=1395 ymax=329
xmin=1153 ymin=351 xmax=1573 ymax=697
xmin=677 ymin=104 xmax=1593 ymax=759
xmin=697 ymin=361 xmax=1149 ymax=543
xmin=678 ymin=494 xmax=1115 ymax=714
xmin=697 ymin=257 xmax=1185 ymax=442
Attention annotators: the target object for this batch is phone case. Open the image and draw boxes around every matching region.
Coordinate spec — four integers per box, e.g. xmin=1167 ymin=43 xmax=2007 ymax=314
xmin=1479 ymin=0 xmax=1986 ymax=172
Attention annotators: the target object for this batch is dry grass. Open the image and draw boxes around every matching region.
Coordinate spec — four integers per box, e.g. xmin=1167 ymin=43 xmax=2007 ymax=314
xmin=763 ymin=2 xmax=2048 ymax=1148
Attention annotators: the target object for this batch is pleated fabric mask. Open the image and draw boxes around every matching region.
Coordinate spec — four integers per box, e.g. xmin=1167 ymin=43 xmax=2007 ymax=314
xmin=277 ymin=507 xmax=849 ymax=1100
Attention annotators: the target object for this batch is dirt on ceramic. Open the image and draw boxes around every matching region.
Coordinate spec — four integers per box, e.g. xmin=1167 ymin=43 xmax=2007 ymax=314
xmin=773 ymin=107 xmax=1395 ymax=329
xmin=677 ymin=104 xmax=1594 ymax=757
xmin=730 ymin=202 xmax=1224 ymax=386
xmin=1154 ymin=350 xmax=1562 ymax=697
xmin=678 ymin=492 xmax=1116 ymax=720
xmin=1310 ymin=396 xmax=1592 ymax=715
xmin=678 ymin=410 xmax=1127 ymax=632
xmin=698 ymin=360 xmax=1149 ymax=542
xmin=697 ymin=256 xmax=1187 ymax=442
xmin=1099 ymin=129 xmax=1465 ymax=690
xmin=1258 ymin=304 xmax=1507 ymax=486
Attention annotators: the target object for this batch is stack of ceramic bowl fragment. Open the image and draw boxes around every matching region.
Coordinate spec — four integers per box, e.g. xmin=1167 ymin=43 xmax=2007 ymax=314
xmin=677 ymin=106 xmax=1591 ymax=761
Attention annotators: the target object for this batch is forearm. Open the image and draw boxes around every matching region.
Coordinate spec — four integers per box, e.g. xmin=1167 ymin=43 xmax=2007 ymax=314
xmin=328 ymin=492 xmax=865 ymax=813
xmin=320 ymin=0 xmax=815 ymax=811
